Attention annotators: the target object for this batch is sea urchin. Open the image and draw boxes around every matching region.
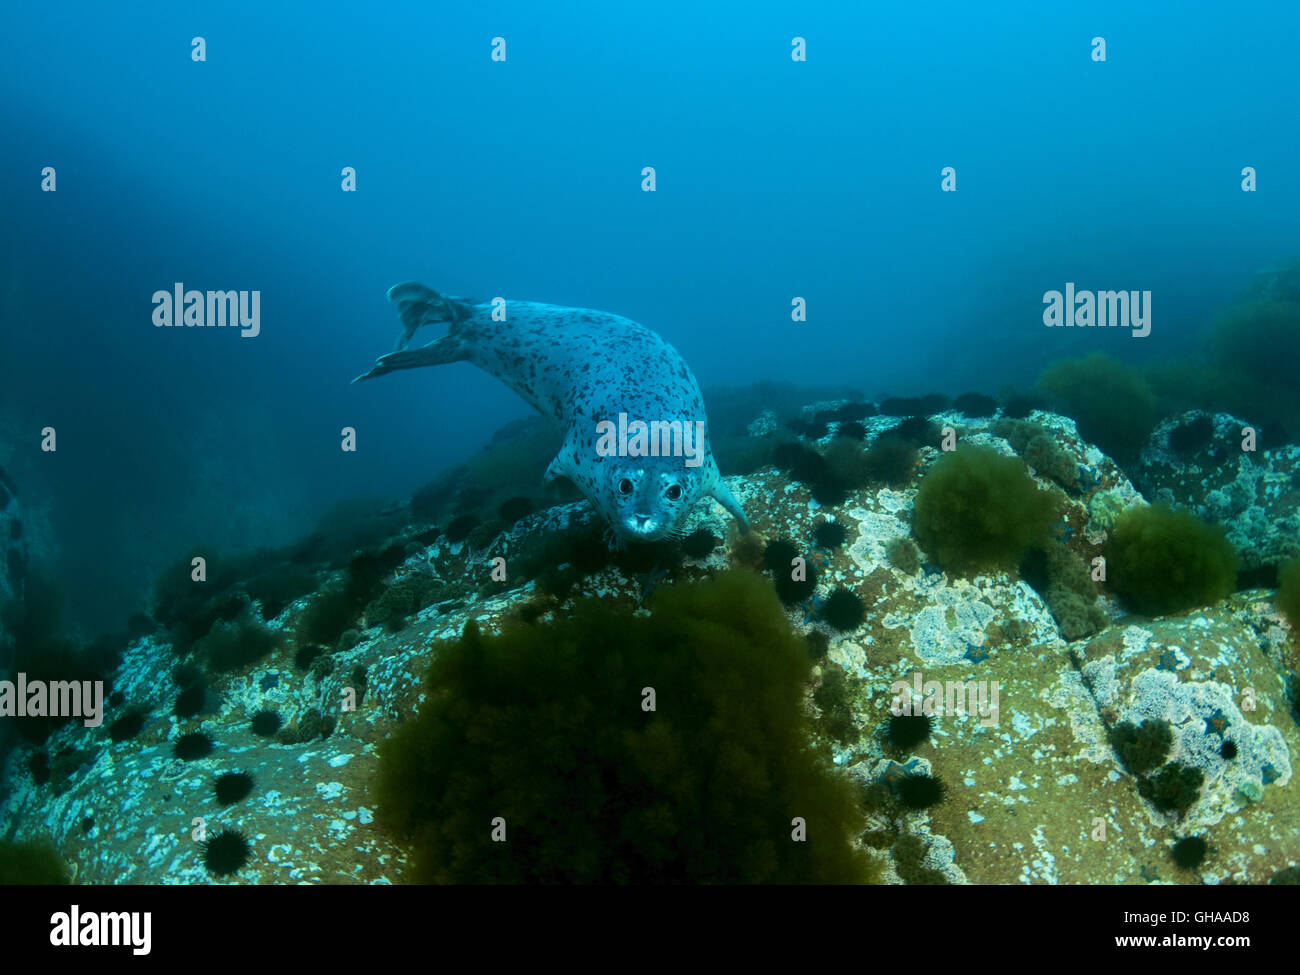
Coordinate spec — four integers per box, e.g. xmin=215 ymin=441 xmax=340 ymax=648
xmin=214 ymin=771 xmax=254 ymax=806
xmin=821 ymin=588 xmax=865 ymax=632
xmin=895 ymin=772 xmax=946 ymax=810
xmin=250 ymin=710 xmax=282 ymax=737
xmin=203 ymin=829 xmax=250 ymax=877
xmin=173 ymin=732 xmax=214 ymax=761
xmin=887 ymin=713 xmax=933 ymax=751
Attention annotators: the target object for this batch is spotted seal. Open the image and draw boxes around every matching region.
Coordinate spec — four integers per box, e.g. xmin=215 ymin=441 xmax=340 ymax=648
xmin=354 ymin=282 xmax=749 ymax=543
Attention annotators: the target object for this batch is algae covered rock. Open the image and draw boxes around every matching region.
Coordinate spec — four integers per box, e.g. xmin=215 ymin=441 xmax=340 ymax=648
xmin=1134 ymin=409 xmax=1300 ymax=570
xmin=1072 ymin=604 xmax=1299 ymax=882
xmin=2 ymin=387 xmax=1297 ymax=887
xmin=857 ymin=644 xmax=1159 ymax=884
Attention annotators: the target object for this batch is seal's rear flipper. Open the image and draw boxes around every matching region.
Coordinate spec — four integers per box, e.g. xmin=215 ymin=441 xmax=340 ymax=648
xmin=710 ymin=479 xmax=750 ymax=534
xmin=351 ymin=339 xmax=468 ymax=383
xmin=387 ymin=281 xmax=474 ymax=350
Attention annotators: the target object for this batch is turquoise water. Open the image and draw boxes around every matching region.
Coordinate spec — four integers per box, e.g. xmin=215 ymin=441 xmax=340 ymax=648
xmin=1 ymin=1 xmax=1299 ymax=886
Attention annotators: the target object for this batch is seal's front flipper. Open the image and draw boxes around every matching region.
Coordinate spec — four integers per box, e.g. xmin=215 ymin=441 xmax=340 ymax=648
xmin=543 ymin=455 xmax=566 ymax=484
xmin=387 ymin=281 xmax=474 ymax=351
xmin=544 ymin=438 xmax=580 ymax=485
xmin=710 ymin=478 xmax=750 ymax=534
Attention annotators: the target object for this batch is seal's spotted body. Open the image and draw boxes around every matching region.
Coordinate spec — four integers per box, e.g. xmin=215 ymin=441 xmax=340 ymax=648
xmin=355 ymin=282 xmax=749 ymax=543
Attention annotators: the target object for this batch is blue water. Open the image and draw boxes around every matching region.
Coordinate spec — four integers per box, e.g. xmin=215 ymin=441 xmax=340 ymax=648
xmin=1 ymin=0 xmax=1298 ymax=633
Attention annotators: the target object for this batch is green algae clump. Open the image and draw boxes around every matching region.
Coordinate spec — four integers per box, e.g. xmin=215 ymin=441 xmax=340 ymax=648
xmin=912 ymin=445 xmax=1057 ymax=577
xmin=886 ymin=536 xmax=922 ymax=575
xmin=1105 ymin=504 xmax=1238 ymax=616
xmin=1109 ymin=719 xmax=1173 ymax=776
xmin=1036 ymin=353 xmax=1158 ymax=464
xmin=0 ymin=839 xmax=69 ymax=884
xmin=1139 ymin=761 xmax=1204 ymax=815
xmin=1277 ymin=558 xmax=1300 ymax=629
xmin=375 ymin=570 xmax=878 ymax=884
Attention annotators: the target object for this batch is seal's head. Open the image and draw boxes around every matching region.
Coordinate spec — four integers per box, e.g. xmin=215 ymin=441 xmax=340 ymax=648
xmin=602 ymin=457 xmax=707 ymax=542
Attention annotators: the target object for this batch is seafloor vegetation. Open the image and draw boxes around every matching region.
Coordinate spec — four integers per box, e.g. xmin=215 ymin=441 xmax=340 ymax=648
xmin=2 ymin=264 xmax=1300 ymax=883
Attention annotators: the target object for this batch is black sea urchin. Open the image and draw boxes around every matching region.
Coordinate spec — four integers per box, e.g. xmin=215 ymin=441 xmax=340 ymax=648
xmin=1171 ymin=835 xmax=1208 ymax=870
xmin=174 ymin=684 xmax=207 ymax=719
xmin=887 ymin=713 xmax=933 ymax=751
xmin=174 ymin=732 xmax=214 ymax=761
xmin=814 ymin=521 xmax=847 ymax=549
xmin=109 ymin=708 xmax=147 ymax=743
xmin=681 ymin=528 xmax=718 ymax=560
xmin=203 ymin=830 xmax=250 ymax=877
xmin=895 ymin=773 xmax=946 ymax=810
xmin=250 ymin=710 xmax=281 ymax=737
xmin=214 ymin=771 xmax=254 ymax=805
xmin=821 ymin=588 xmax=865 ymax=632
xmin=444 ymin=514 xmax=480 ymax=543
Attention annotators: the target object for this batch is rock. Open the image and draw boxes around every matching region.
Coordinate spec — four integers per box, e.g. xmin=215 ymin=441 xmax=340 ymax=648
xmin=0 ymin=603 xmax=450 ymax=882
xmin=1071 ymin=600 xmax=1300 ymax=884
xmin=1134 ymin=409 xmax=1300 ymax=569
xmin=851 ymin=645 xmax=1159 ymax=884
xmin=0 ymin=400 xmax=1295 ymax=885
xmin=741 ymin=406 xmax=1299 ymax=883
xmin=734 ymin=406 xmax=1172 ymax=882
xmin=746 ymin=409 xmax=778 ymax=437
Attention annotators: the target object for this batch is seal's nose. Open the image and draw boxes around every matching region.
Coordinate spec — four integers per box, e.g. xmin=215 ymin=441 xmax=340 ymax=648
xmin=633 ymin=514 xmax=651 ymax=530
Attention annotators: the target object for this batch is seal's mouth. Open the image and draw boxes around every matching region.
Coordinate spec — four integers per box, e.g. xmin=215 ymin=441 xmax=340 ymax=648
xmin=623 ymin=514 xmax=666 ymax=541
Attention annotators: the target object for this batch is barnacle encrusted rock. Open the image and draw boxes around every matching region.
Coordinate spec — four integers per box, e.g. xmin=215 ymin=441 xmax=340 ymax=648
xmin=859 ymin=646 xmax=1158 ymax=884
xmin=1134 ymin=410 xmax=1300 ymax=569
xmin=0 ymin=402 xmax=1296 ymax=885
xmin=1072 ymin=601 xmax=1300 ymax=883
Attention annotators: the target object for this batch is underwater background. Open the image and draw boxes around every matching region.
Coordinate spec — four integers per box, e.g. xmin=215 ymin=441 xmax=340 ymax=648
xmin=2 ymin=0 xmax=1300 ymax=885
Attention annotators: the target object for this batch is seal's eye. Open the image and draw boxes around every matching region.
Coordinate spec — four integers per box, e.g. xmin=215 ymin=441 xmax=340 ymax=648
xmin=665 ymin=484 xmax=683 ymax=501
xmin=619 ymin=478 xmax=634 ymax=495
